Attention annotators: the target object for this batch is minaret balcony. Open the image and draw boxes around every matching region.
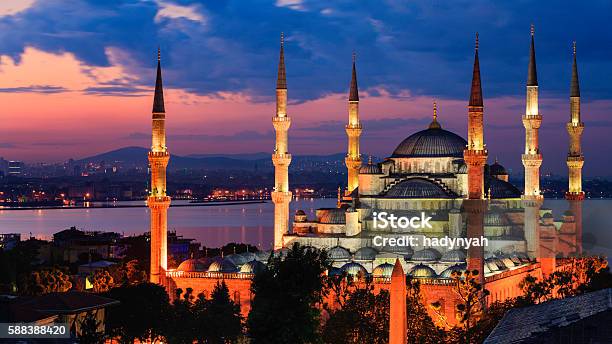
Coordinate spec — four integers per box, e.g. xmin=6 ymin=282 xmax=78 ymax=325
xmin=272 ymin=153 xmax=292 ymax=165
xmin=272 ymin=116 xmax=291 ymax=131
xmin=522 ymin=114 xmax=542 ymax=129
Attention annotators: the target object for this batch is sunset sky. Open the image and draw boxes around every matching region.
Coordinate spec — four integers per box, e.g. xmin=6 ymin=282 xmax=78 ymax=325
xmin=0 ymin=1 xmax=611 ymax=176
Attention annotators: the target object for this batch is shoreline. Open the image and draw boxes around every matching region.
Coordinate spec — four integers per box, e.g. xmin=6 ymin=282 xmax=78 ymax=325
xmin=0 ymin=200 xmax=267 ymax=211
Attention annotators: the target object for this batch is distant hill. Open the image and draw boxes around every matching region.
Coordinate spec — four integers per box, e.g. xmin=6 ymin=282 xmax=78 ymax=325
xmin=76 ymin=147 xmax=378 ymax=172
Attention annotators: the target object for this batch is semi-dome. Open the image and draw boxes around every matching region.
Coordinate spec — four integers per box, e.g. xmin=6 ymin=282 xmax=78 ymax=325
xmin=177 ymin=258 xmax=207 ymax=272
xmin=440 ymin=249 xmax=467 ymax=263
xmin=354 ymin=247 xmax=378 ymax=260
xmin=439 ymin=263 xmax=467 ymax=278
xmin=486 ymin=178 xmax=521 ymax=199
xmin=208 ymin=259 xmax=238 ymax=273
xmin=411 ymin=248 xmax=442 ymax=262
xmin=225 ymin=253 xmax=248 ymax=266
xmin=328 ymin=246 xmax=351 ymax=260
xmin=391 ymin=127 xmax=467 ymax=158
xmin=409 ymin=264 xmax=437 ymax=278
xmin=318 ymin=208 xmax=346 ymax=224
xmin=239 ymin=251 xmax=257 ymax=262
xmin=372 ymin=263 xmax=395 ymax=278
xmin=240 ymin=260 xmax=266 ymax=274
xmin=256 ymin=250 xmax=271 ymax=261
xmin=341 ymin=262 xmax=367 ymax=277
xmin=385 ymin=178 xmax=457 ymax=198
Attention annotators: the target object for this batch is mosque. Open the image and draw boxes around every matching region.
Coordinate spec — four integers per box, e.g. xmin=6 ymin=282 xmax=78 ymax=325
xmin=149 ymin=27 xmax=586 ymax=324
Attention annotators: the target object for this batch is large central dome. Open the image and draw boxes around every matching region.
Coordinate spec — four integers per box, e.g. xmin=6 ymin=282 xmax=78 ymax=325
xmin=391 ymin=127 xmax=467 ymax=158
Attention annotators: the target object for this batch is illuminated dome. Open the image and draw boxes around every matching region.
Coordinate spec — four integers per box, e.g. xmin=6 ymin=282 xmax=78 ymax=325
xmin=391 ymin=127 xmax=467 ymax=158
xmin=385 ymin=178 xmax=457 ymax=198
xmin=411 ymin=248 xmax=441 ymax=262
xmin=177 ymin=258 xmax=207 ymax=272
xmin=341 ymin=262 xmax=367 ymax=277
xmin=372 ymin=263 xmax=395 ymax=278
xmin=328 ymin=246 xmax=351 ymax=260
xmin=439 ymin=263 xmax=467 ymax=278
xmin=440 ymin=249 xmax=467 ymax=263
xmin=240 ymin=260 xmax=266 ymax=274
xmin=360 ymin=157 xmax=382 ymax=174
xmin=409 ymin=264 xmax=437 ymax=278
xmin=208 ymin=259 xmax=238 ymax=273
xmin=354 ymin=247 xmax=378 ymax=261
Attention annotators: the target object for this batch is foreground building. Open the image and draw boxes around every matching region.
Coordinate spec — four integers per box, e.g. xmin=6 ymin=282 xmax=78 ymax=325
xmin=154 ymin=29 xmax=586 ymax=324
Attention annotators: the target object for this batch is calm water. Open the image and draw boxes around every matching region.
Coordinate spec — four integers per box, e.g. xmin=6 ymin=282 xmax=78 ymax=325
xmin=0 ymin=198 xmax=610 ymax=256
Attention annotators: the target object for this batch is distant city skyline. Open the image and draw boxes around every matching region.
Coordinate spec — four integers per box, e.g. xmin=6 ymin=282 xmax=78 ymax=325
xmin=0 ymin=1 xmax=611 ymax=177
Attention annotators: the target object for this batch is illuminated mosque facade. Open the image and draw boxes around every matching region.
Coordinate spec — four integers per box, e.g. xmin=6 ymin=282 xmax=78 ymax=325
xmin=151 ymin=27 xmax=586 ymax=324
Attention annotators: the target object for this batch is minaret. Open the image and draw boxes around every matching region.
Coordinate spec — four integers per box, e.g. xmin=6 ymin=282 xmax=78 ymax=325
xmin=149 ymin=48 xmax=171 ymax=284
xmin=463 ymin=33 xmax=487 ymax=284
xmin=345 ymin=52 xmax=362 ymax=194
xmin=389 ymin=259 xmax=407 ymax=344
xmin=272 ymin=33 xmax=292 ymax=250
xmin=522 ymin=25 xmax=543 ymax=199
xmin=566 ymin=41 xmax=584 ymax=255
xmin=566 ymin=42 xmax=585 ymax=200
xmin=522 ymin=25 xmax=543 ymax=259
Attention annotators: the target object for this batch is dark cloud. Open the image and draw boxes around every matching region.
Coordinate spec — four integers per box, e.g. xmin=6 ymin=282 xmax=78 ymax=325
xmin=1 ymin=1 xmax=610 ymax=101
xmin=82 ymin=86 xmax=150 ymax=96
xmin=0 ymin=85 xmax=67 ymax=93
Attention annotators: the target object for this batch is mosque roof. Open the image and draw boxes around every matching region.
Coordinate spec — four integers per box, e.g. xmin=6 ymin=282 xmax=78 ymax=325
xmin=354 ymin=247 xmax=378 ymax=260
xmin=409 ymin=264 xmax=437 ymax=278
xmin=487 ymin=178 xmax=522 ymax=199
xmin=440 ymin=249 xmax=467 ymax=263
xmin=240 ymin=260 xmax=266 ymax=274
xmin=440 ymin=263 xmax=467 ymax=278
xmin=391 ymin=127 xmax=467 ymax=158
xmin=318 ymin=208 xmax=346 ymax=224
xmin=208 ymin=259 xmax=238 ymax=273
xmin=411 ymin=248 xmax=442 ymax=262
xmin=490 ymin=160 xmax=508 ymax=175
xmin=341 ymin=261 xmax=367 ymax=277
xmin=328 ymin=246 xmax=351 ymax=260
xmin=177 ymin=258 xmax=207 ymax=272
xmin=372 ymin=263 xmax=395 ymax=278
xmin=385 ymin=178 xmax=458 ymax=198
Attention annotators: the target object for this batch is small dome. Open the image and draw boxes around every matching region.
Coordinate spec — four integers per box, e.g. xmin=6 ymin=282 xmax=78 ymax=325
xmin=411 ymin=248 xmax=441 ymax=262
xmin=385 ymin=178 xmax=457 ymax=199
xmin=295 ymin=209 xmax=306 ymax=216
xmin=318 ymin=208 xmax=346 ymax=224
xmin=240 ymin=260 xmax=266 ymax=274
xmin=208 ymin=259 xmax=238 ymax=273
xmin=256 ymin=250 xmax=271 ymax=261
xmin=225 ymin=254 xmax=248 ymax=266
xmin=439 ymin=263 xmax=467 ymax=278
xmin=359 ymin=158 xmax=382 ymax=174
xmin=177 ymin=258 xmax=207 ymax=272
xmin=341 ymin=262 xmax=367 ymax=277
xmin=391 ymin=127 xmax=467 ymax=158
xmin=489 ymin=161 xmax=508 ymax=175
xmin=372 ymin=263 xmax=395 ymax=278
xmin=543 ymin=213 xmax=554 ymax=219
xmin=486 ymin=178 xmax=521 ymax=199
xmin=409 ymin=264 xmax=437 ymax=278
xmin=379 ymin=243 xmax=413 ymax=257
xmin=328 ymin=246 xmax=351 ymax=260
xmin=440 ymin=249 xmax=467 ymax=263
xmin=354 ymin=247 xmax=378 ymax=260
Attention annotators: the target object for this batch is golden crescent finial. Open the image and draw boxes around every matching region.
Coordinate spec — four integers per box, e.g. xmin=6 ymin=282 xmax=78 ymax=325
xmin=573 ymin=41 xmax=576 ymax=55
xmin=530 ymin=24 xmax=535 ymax=36
xmin=475 ymin=32 xmax=479 ymax=51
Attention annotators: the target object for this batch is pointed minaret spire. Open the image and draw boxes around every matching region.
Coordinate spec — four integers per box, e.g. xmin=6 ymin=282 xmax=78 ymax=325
xmin=277 ymin=32 xmax=287 ymax=90
xmin=153 ymin=47 xmax=165 ymax=113
xmin=571 ymin=41 xmax=580 ymax=97
xmin=429 ymin=100 xmax=441 ymax=129
xmin=349 ymin=51 xmax=359 ymax=101
xmin=527 ymin=24 xmax=538 ymax=87
xmin=469 ymin=33 xmax=483 ymax=107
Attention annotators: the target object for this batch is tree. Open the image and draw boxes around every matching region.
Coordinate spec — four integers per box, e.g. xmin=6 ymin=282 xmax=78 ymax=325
xmin=322 ymin=280 xmax=389 ymax=344
xmin=23 ymin=268 xmax=72 ymax=295
xmin=91 ymin=270 xmax=114 ymax=293
xmin=405 ymin=279 xmax=446 ymax=344
xmin=104 ymin=282 xmax=170 ymax=344
xmin=165 ymin=288 xmax=197 ymax=344
xmin=78 ymin=311 xmax=104 ymax=344
xmin=194 ymin=281 xmax=242 ymax=344
xmin=247 ymin=242 xmax=329 ymax=344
